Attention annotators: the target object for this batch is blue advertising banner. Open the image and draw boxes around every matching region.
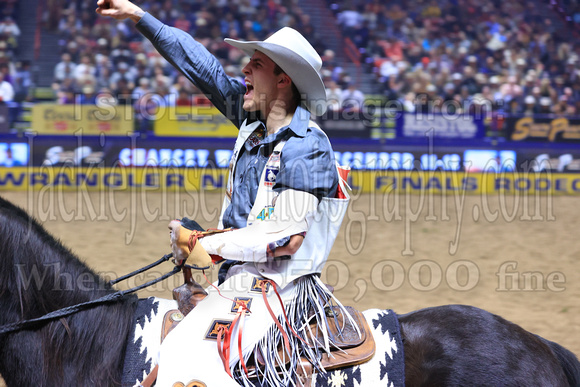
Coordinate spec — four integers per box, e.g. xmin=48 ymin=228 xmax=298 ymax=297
xmin=0 ymin=142 xmax=29 ymax=166
xmin=398 ymin=113 xmax=486 ymax=140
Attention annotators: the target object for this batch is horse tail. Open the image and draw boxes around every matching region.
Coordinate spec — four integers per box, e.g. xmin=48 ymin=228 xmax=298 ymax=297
xmin=539 ymin=336 xmax=580 ymax=387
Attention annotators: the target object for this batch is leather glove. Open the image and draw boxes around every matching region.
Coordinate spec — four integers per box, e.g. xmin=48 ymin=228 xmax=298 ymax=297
xmin=168 ymin=219 xmax=212 ymax=267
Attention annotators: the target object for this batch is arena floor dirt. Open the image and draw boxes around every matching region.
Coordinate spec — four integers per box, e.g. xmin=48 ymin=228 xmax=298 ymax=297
xmin=1 ymin=190 xmax=579 ymax=384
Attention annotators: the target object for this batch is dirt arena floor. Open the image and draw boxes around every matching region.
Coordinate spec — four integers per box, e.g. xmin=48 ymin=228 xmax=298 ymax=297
xmin=1 ymin=189 xmax=579 ymax=384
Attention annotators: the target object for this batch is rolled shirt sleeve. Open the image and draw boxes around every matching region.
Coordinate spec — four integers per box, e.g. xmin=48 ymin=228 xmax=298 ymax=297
xmin=201 ymin=189 xmax=319 ymax=262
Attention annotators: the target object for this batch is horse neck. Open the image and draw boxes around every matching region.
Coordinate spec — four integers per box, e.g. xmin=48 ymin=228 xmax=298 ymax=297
xmin=0 ymin=197 xmax=138 ymax=385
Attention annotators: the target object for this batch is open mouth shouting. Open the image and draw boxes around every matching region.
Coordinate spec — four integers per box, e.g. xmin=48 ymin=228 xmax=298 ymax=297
xmin=244 ymin=80 xmax=254 ymax=99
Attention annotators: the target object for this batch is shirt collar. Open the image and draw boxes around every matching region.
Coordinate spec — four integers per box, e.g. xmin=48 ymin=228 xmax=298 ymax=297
xmin=287 ymin=106 xmax=311 ymax=138
xmin=245 ymin=106 xmax=311 ymax=149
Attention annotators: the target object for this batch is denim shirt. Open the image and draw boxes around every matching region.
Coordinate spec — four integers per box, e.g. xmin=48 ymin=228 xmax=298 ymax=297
xmin=136 ymin=13 xmax=338 ymax=230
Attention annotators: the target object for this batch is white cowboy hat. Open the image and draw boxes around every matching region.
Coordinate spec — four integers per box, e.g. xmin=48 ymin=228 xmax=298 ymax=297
xmin=225 ymin=27 xmax=327 ymax=115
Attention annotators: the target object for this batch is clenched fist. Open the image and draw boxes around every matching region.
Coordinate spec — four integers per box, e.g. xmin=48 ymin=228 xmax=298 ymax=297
xmin=95 ymin=0 xmax=145 ymax=22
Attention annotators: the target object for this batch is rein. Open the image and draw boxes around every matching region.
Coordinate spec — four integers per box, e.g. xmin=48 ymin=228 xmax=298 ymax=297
xmin=0 ymin=253 xmax=203 ymax=336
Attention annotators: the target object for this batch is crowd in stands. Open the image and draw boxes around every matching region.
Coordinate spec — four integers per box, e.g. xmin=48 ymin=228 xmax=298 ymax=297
xmin=46 ymin=0 xmax=334 ymax=130
xmin=0 ymin=0 xmax=32 ymax=105
xmin=2 ymin=0 xmax=580 ymax=125
xmin=332 ymin=0 xmax=580 ymax=116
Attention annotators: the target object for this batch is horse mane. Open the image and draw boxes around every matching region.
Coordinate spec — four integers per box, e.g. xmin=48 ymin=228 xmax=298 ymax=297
xmin=0 ymin=196 xmax=138 ymax=386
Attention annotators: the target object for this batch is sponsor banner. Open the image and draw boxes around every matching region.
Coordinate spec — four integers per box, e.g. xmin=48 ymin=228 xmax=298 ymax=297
xmin=317 ymin=110 xmax=371 ymax=138
xmin=334 ymin=149 xmax=517 ymax=172
xmin=1 ymin=168 xmax=579 ymax=195
xmin=515 ymin=151 xmax=580 ymax=173
xmin=10 ymin=132 xmax=580 ymax=175
xmin=0 ymin=166 xmax=228 ymax=192
xmin=31 ymin=104 xmax=134 ymax=135
xmin=399 ymin=113 xmax=485 ymax=139
xmin=30 ymin=142 xmax=234 ymax=169
xmin=18 ymin=135 xmax=234 ymax=168
xmin=153 ymin=106 xmax=238 ymax=137
xmin=505 ymin=115 xmax=580 ymax=142
xmin=355 ymin=171 xmax=580 ymax=195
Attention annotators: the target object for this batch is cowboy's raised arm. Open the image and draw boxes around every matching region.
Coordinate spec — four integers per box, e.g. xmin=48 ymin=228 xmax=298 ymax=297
xmin=96 ymin=0 xmax=246 ymax=127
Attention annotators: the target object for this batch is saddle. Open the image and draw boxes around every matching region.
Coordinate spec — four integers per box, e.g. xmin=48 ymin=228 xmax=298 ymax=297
xmin=159 ymin=268 xmax=375 ymax=386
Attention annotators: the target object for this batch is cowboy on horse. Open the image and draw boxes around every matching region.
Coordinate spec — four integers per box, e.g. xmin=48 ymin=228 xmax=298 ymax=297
xmin=97 ymin=1 xmax=354 ymax=385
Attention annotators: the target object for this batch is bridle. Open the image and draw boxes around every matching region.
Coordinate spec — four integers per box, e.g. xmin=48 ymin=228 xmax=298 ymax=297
xmin=0 ymin=253 xmax=208 ymax=335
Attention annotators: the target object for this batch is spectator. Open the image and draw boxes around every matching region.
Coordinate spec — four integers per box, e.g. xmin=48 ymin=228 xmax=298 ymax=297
xmin=56 ymin=83 xmax=75 ymax=105
xmin=325 ymin=79 xmax=344 ymax=113
xmin=109 ymin=62 xmax=136 ymax=90
xmin=0 ymin=71 xmax=14 ymax=103
xmin=0 ymin=16 xmax=20 ymax=50
xmin=74 ymin=54 xmax=96 ymax=83
xmin=539 ymin=96 xmax=553 ymax=114
xmin=521 ymin=95 xmax=539 ymax=115
xmin=54 ymin=53 xmax=77 ymax=83
xmin=337 ymin=6 xmax=363 ymax=38
xmin=13 ymin=61 xmax=32 ymax=102
xmin=379 ymin=58 xmax=399 ymax=78
xmin=96 ymin=66 xmax=113 ymax=90
xmin=341 ymin=82 xmax=365 ymax=113
xmin=175 ymin=88 xmax=193 ymax=107
xmin=132 ymin=78 xmax=152 ymax=101
xmin=79 ymin=85 xmax=97 ymax=104
xmin=114 ymin=78 xmax=133 ymax=105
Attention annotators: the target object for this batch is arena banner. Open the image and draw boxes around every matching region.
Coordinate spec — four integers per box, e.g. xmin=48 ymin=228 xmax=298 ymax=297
xmin=153 ymin=106 xmax=239 ymax=137
xmin=8 ymin=131 xmax=580 ymax=175
xmin=1 ymin=168 xmax=579 ymax=195
xmin=352 ymin=170 xmax=580 ymax=195
xmin=515 ymin=150 xmax=580 ymax=173
xmin=398 ymin=113 xmax=485 ymax=140
xmin=0 ymin=142 xmax=29 ymax=166
xmin=505 ymin=115 xmax=580 ymax=142
xmin=21 ymin=134 xmax=520 ymax=172
xmin=31 ymin=104 xmax=134 ymax=135
xmin=0 ymin=166 xmax=228 ymax=192
xmin=317 ymin=110 xmax=371 ymax=138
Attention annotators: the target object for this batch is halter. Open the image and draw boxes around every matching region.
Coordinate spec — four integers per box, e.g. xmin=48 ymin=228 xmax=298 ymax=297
xmin=0 ymin=253 xmax=205 ymax=336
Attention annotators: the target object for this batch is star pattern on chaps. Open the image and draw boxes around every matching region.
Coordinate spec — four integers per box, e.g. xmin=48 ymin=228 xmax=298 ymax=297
xmin=249 ymin=277 xmax=271 ymax=293
xmin=230 ymin=297 xmax=253 ymax=314
xmin=329 ymin=370 xmax=348 ymax=387
xmin=204 ymin=319 xmax=233 ymax=340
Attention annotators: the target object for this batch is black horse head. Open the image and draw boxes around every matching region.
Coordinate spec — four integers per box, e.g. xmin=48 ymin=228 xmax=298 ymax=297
xmin=0 ymin=196 xmax=137 ymax=386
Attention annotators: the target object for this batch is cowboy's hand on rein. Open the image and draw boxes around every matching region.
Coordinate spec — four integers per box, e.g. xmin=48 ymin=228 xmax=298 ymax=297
xmin=168 ymin=220 xmax=212 ymax=267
